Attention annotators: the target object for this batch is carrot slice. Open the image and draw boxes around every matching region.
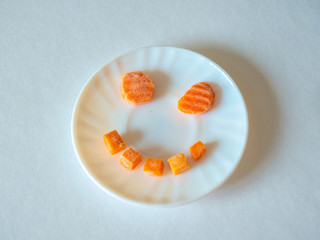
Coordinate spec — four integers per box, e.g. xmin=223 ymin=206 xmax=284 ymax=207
xmin=143 ymin=158 xmax=164 ymax=177
xmin=120 ymin=148 xmax=142 ymax=170
xmin=189 ymin=141 xmax=206 ymax=161
xmin=178 ymin=82 xmax=215 ymax=114
xmin=121 ymin=71 xmax=155 ymax=105
xmin=103 ymin=130 xmax=126 ymax=155
xmin=167 ymin=153 xmax=190 ymax=175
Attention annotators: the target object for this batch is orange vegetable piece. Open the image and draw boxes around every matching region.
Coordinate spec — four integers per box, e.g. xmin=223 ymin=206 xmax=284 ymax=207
xmin=121 ymin=71 xmax=155 ymax=105
xmin=189 ymin=141 xmax=206 ymax=161
xmin=167 ymin=153 xmax=190 ymax=175
xmin=120 ymin=148 xmax=142 ymax=170
xmin=143 ymin=158 xmax=164 ymax=177
xmin=103 ymin=130 xmax=126 ymax=155
xmin=178 ymin=82 xmax=215 ymax=114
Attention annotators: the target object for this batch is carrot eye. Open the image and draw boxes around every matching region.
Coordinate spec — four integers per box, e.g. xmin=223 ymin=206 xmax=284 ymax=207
xmin=178 ymin=82 xmax=215 ymax=115
xmin=121 ymin=71 xmax=155 ymax=105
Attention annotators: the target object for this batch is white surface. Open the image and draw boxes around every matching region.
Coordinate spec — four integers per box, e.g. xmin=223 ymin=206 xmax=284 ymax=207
xmin=1 ymin=0 xmax=319 ymax=239
xmin=72 ymin=46 xmax=248 ymax=206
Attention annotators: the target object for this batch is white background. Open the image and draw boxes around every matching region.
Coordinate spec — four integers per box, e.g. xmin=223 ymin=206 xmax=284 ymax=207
xmin=1 ymin=0 xmax=319 ymax=239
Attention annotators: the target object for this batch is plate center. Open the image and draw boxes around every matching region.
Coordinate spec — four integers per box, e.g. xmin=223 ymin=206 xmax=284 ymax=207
xmin=125 ymin=99 xmax=197 ymax=160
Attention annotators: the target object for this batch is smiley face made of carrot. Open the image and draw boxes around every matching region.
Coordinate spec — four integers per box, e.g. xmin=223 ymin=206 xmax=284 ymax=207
xmin=103 ymin=71 xmax=214 ymax=176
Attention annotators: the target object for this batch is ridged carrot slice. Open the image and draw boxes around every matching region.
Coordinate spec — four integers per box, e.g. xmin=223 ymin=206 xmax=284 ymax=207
xmin=121 ymin=71 xmax=155 ymax=105
xmin=178 ymin=82 xmax=215 ymax=114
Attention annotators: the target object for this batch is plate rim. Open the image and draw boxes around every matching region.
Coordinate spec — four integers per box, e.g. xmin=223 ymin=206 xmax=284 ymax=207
xmin=71 ymin=46 xmax=249 ymax=207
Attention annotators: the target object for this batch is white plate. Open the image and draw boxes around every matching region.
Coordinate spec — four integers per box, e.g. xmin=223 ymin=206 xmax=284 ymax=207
xmin=72 ymin=46 xmax=248 ymax=207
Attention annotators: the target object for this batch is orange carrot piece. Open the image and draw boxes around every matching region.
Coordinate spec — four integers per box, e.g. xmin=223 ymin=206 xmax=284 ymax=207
xmin=120 ymin=148 xmax=142 ymax=170
xmin=143 ymin=158 xmax=164 ymax=177
xmin=178 ymin=82 xmax=215 ymax=114
xmin=103 ymin=130 xmax=126 ymax=155
xmin=189 ymin=141 xmax=206 ymax=161
xmin=121 ymin=71 xmax=155 ymax=105
xmin=167 ymin=153 xmax=190 ymax=175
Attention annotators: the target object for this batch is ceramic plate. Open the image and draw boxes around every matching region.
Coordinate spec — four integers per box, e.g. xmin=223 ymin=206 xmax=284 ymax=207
xmin=71 ymin=46 xmax=248 ymax=207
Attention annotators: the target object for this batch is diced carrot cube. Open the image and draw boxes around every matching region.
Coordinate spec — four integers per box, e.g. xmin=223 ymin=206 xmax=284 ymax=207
xmin=121 ymin=71 xmax=155 ymax=105
xmin=120 ymin=148 xmax=142 ymax=170
xmin=103 ymin=130 xmax=126 ymax=155
xmin=167 ymin=153 xmax=190 ymax=175
xmin=189 ymin=141 xmax=206 ymax=161
xmin=143 ymin=158 xmax=164 ymax=177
